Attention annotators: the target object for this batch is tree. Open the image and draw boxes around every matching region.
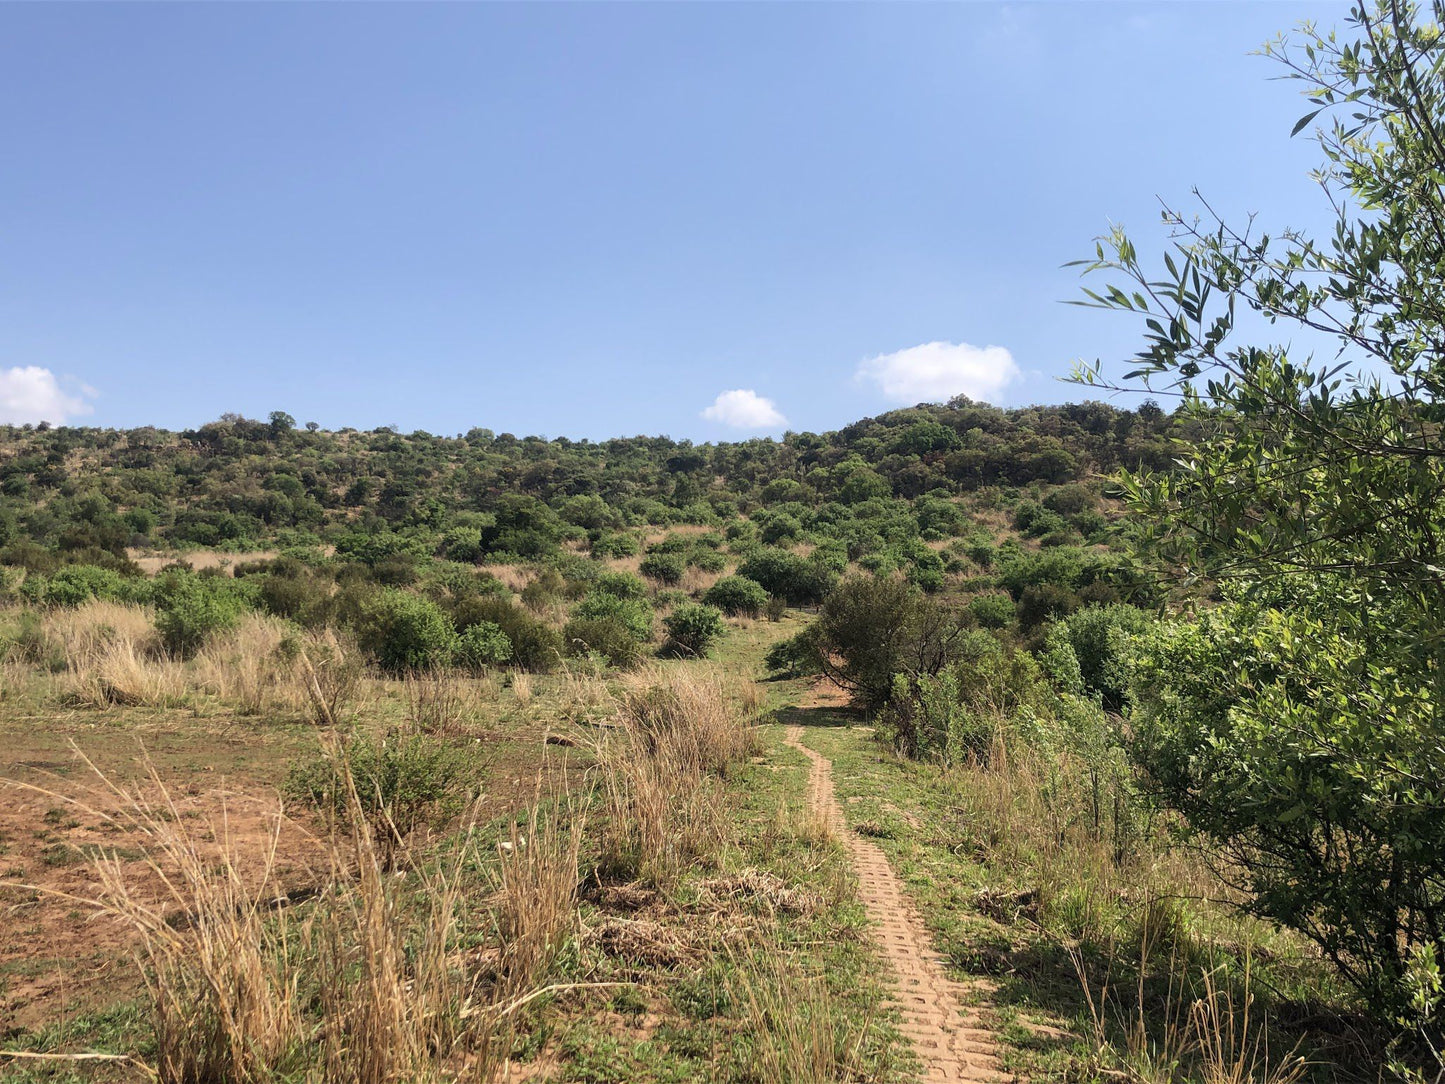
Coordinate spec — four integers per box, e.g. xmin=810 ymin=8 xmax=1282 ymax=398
xmin=1075 ymin=0 xmax=1445 ymax=1021
xmin=811 ymin=574 xmax=966 ymax=712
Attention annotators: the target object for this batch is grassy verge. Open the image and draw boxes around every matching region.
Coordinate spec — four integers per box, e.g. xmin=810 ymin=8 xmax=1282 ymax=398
xmin=795 ymin=713 xmax=1383 ymax=1084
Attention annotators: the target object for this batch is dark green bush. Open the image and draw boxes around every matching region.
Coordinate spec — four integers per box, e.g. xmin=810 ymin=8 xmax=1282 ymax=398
xmin=764 ymin=629 xmax=820 ymax=676
xmin=702 ymin=575 xmax=769 ymax=617
xmin=563 ymin=616 xmax=642 ymax=668
xmin=453 ymin=595 xmax=563 ymax=672
xmin=810 ymin=574 xmax=966 ymax=712
xmin=354 ymin=589 xmax=457 ymax=672
xmin=687 ymin=548 xmax=727 ymax=573
xmin=661 ymin=603 xmax=725 ymax=658
xmin=736 ymin=549 xmax=836 ymax=606
xmin=639 ymin=551 xmax=686 ymax=585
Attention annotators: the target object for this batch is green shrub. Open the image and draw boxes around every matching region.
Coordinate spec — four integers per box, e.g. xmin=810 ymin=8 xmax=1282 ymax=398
xmin=1043 ymin=604 xmax=1153 ymax=712
xmin=639 ymin=551 xmax=686 ymax=585
xmin=155 ymin=579 xmax=243 ymax=658
xmin=574 ymin=590 xmax=653 ymax=642
xmin=454 ymin=621 xmax=513 ymax=670
xmin=968 ymin=593 xmax=1015 ymax=629
xmin=285 ymin=727 xmax=467 ymax=864
xmin=880 ymin=630 xmax=1051 ymax=763
xmin=562 ymin=616 xmax=642 ymax=668
xmin=590 ymin=532 xmax=640 ymax=558
xmin=591 ymin=571 xmax=649 ymax=601
xmin=42 ymin=564 xmax=126 ymax=607
xmin=736 ymin=549 xmax=836 ymax=606
xmin=661 ymin=603 xmax=725 ymax=658
xmin=702 ymin=575 xmax=769 ymax=617
xmin=809 ymin=574 xmax=966 ymax=712
xmin=687 ymin=548 xmax=727 ymax=573
xmin=1131 ymin=602 xmax=1445 ymax=1015
xmin=257 ymin=572 xmax=331 ymax=626
xmin=453 ymin=595 xmax=563 ymax=672
xmin=1016 ymin=583 xmax=1079 ymax=630
xmin=647 ymin=533 xmax=692 ymax=555
xmin=764 ymin=629 xmax=820 ymax=676
xmin=354 ymin=589 xmax=457 ymax=672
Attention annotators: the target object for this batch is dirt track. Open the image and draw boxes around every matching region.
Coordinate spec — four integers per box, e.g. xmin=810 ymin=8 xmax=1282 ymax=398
xmin=783 ymin=725 xmax=1007 ymax=1084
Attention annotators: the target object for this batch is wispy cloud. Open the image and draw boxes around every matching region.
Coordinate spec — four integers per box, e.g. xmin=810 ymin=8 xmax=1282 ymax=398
xmin=0 ymin=366 xmax=95 ymax=425
xmin=701 ymin=388 xmax=788 ymax=429
xmin=856 ymin=341 xmax=1020 ymax=405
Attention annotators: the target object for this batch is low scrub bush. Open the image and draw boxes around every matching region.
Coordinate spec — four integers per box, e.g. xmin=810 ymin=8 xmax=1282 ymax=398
xmin=639 ymin=551 xmax=686 ymax=586
xmin=703 ymin=574 xmax=769 ymax=617
xmin=454 ymin=595 xmax=563 ymax=672
xmin=453 ymin=620 xmax=513 ymax=670
xmin=737 ymin=549 xmax=836 ymax=606
xmin=661 ymin=602 xmax=725 ymax=658
xmin=154 ymin=577 xmax=244 ymax=658
xmin=354 ymin=589 xmax=457 ymax=672
xmin=287 ymin=726 xmax=470 ymax=864
xmin=563 ymin=616 xmax=642 ymax=668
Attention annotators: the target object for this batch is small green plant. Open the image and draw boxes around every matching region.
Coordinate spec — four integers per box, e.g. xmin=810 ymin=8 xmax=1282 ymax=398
xmin=286 ymin=727 xmax=469 ymax=864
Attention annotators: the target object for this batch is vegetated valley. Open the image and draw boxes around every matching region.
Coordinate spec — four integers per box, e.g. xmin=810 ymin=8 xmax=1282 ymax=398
xmin=0 ymin=393 xmax=1420 ymax=1083
xmin=9 ymin=3 xmax=1445 ymax=1079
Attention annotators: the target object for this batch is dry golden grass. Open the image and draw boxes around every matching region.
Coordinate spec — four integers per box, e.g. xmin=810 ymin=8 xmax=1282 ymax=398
xmin=194 ymin=612 xmax=298 ymax=715
xmin=479 ymin=563 xmax=531 ymax=594
xmin=42 ymin=600 xmax=158 ymax=665
xmin=3 ymin=744 xmax=585 ymax=1083
xmin=403 ymin=666 xmax=476 ymax=734
xmin=294 ymin=631 xmax=362 ymax=727
xmin=510 ymin=669 xmax=534 ymax=708
xmin=594 ymin=666 xmax=760 ymax=886
xmin=489 ymin=799 xmax=584 ymax=999
xmin=64 ymin=636 xmax=187 ymax=709
xmin=128 ymin=549 xmax=278 ymax=576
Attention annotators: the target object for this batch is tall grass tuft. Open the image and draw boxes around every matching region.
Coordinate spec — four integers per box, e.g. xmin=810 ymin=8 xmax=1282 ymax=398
xmin=194 ymin=611 xmax=298 ymax=714
xmin=594 ymin=666 xmax=760 ymax=886
xmin=294 ymin=631 xmax=361 ymax=727
xmin=65 ymin=634 xmax=187 ymax=709
xmin=489 ymin=799 xmax=584 ymax=999
xmin=9 ymin=745 xmax=571 ymax=1083
xmin=403 ymin=665 xmax=475 ymax=734
xmin=735 ymin=952 xmax=875 ymax=1084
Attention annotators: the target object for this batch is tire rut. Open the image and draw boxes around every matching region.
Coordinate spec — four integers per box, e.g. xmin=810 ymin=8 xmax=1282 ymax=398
xmin=784 ymin=725 xmax=1009 ymax=1083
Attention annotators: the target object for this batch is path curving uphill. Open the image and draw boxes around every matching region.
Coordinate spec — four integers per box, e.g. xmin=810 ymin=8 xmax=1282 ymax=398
xmin=783 ymin=725 xmax=1008 ymax=1084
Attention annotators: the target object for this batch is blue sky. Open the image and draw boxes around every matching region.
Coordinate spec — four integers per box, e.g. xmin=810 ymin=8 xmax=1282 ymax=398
xmin=0 ymin=1 xmax=1348 ymax=439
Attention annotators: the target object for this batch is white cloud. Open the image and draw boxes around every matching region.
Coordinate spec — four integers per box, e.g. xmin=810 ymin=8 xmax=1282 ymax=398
xmin=856 ymin=341 xmax=1020 ymax=405
xmin=701 ymin=389 xmax=788 ymax=429
xmin=0 ymin=366 xmax=96 ymax=425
